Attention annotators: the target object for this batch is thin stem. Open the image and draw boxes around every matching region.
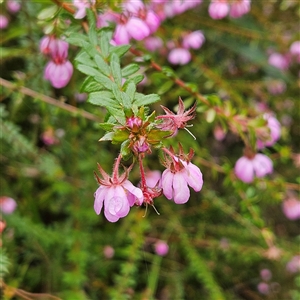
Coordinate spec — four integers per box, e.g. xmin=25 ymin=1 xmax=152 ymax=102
xmin=138 ymin=154 xmax=147 ymax=189
xmin=0 ymin=78 xmax=100 ymax=122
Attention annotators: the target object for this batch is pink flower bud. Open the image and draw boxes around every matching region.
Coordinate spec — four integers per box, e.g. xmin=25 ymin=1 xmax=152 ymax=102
xmin=168 ymin=48 xmax=191 ymax=65
xmin=155 ymin=241 xmax=169 ymax=256
xmin=208 ymin=0 xmax=229 ymax=19
xmin=126 ymin=116 xmax=143 ymax=129
xmin=234 ymin=153 xmax=273 ymax=183
xmin=103 ymin=245 xmax=115 ymax=259
xmin=182 ymin=31 xmax=205 ymax=50
xmin=0 ymin=196 xmax=17 ymax=214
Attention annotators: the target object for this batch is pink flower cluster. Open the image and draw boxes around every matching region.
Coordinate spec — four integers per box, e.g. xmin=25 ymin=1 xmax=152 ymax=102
xmin=40 ymin=36 xmax=73 ymax=89
xmin=168 ymin=31 xmax=205 ymax=65
xmin=208 ymin=0 xmax=251 ymax=20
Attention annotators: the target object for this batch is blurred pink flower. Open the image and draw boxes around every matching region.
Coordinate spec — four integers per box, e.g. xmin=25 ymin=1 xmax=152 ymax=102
xmin=126 ymin=17 xmax=150 ymax=41
xmin=260 ymin=269 xmax=272 ymax=281
xmin=208 ymin=0 xmax=230 ymax=19
xmin=144 ymin=36 xmax=163 ymax=52
xmin=182 ymin=31 xmax=205 ymax=50
xmin=168 ymin=48 xmax=191 ymax=65
xmin=286 ymin=255 xmax=300 ymax=273
xmin=267 ymin=79 xmax=286 ymax=95
xmin=229 ymin=0 xmax=251 ymax=18
xmin=7 ymin=0 xmax=21 ymax=13
xmin=73 ymin=0 xmax=95 ymax=19
xmin=0 ymin=15 xmax=9 ymax=29
xmin=257 ymin=282 xmax=270 ymax=295
xmin=40 ymin=127 xmax=58 ymax=145
xmin=103 ymin=245 xmax=115 ymax=259
xmin=155 ymin=241 xmax=169 ymax=256
xmin=0 ymin=196 xmax=17 ymax=214
xmin=290 ymin=41 xmax=300 ymax=62
xmin=94 ymin=155 xmax=143 ymax=222
xmin=257 ymin=114 xmax=281 ymax=149
xmin=0 ymin=220 xmax=6 ymax=233
xmin=234 ymin=153 xmax=273 ymax=183
xmin=268 ymin=53 xmax=290 ymax=70
xmin=213 ymin=125 xmax=226 ymax=141
xmin=282 ymin=197 xmax=300 ymax=220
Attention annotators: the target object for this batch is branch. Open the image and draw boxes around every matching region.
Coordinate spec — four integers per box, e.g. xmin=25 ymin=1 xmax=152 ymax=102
xmin=0 ymin=78 xmax=101 ymax=122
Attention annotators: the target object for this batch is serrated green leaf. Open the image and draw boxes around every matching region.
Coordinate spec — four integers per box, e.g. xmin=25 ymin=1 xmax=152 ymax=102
xmin=94 ymin=74 xmax=114 ymax=89
xmin=133 ymin=93 xmax=160 ymax=106
xmin=124 ymin=81 xmax=136 ymax=101
xmin=130 ymin=74 xmax=144 ymax=85
xmin=66 ymin=33 xmax=88 ymax=47
xmin=86 ymin=8 xmax=96 ymax=30
xmin=106 ymin=106 xmax=126 ymax=125
xmin=83 ymin=44 xmax=98 ymax=57
xmin=99 ymin=29 xmax=112 ymax=57
xmin=80 ymin=77 xmax=103 ymax=93
xmin=77 ymin=64 xmax=102 ymax=77
xmin=109 ymin=45 xmax=131 ymax=58
xmin=88 ymin=92 xmax=118 ymax=108
xmin=37 ymin=5 xmax=58 ymax=20
xmin=75 ymin=51 xmax=95 ymax=68
xmin=94 ymin=54 xmax=110 ymax=76
xmin=121 ymin=92 xmax=132 ymax=110
xmin=121 ymin=64 xmax=140 ymax=77
xmin=110 ymin=53 xmax=122 ymax=87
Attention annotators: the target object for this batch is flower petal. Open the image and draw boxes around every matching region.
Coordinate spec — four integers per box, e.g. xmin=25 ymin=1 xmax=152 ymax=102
xmin=234 ymin=156 xmax=254 ymax=183
xmin=94 ymin=186 xmax=105 ymax=215
xmin=162 ymin=170 xmax=174 ymax=200
xmin=184 ymin=162 xmax=203 ymax=192
xmin=173 ymin=172 xmax=190 ymax=204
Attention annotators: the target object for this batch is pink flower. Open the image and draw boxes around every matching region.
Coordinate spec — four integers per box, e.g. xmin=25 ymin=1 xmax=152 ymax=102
xmin=257 ymin=114 xmax=281 ymax=149
xmin=156 ymin=97 xmax=196 ymax=136
xmin=182 ymin=30 xmax=205 ymax=50
xmin=144 ymin=10 xmax=160 ymax=34
xmin=161 ymin=147 xmax=203 ymax=204
xmin=0 ymin=15 xmax=9 ymax=29
xmin=286 ymin=256 xmax=300 ymax=273
xmin=234 ymin=153 xmax=273 ymax=183
xmin=290 ymin=41 xmax=300 ymax=62
xmin=267 ymin=79 xmax=286 ymax=95
xmin=44 ymin=60 xmax=73 ymax=89
xmin=229 ymin=0 xmax=251 ymax=18
xmin=0 ymin=196 xmax=17 ymax=214
xmin=145 ymin=170 xmax=161 ymax=188
xmin=155 ymin=241 xmax=169 ymax=256
xmin=257 ymin=282 xmax=270 ymax=295
xmin=73 ymin=0 xmax=95 ymax=19
xmin=7 ymin=0 xmax=21 ymax=13
xmin=268 ymin=53 xmax=290 ymax=70
xmin=103 ymin=245 xmax=115 ymax=259
xmin=114 ymin=24 xmax=131 ymax=45
xmin=126 ymin=17 xmax=150 ymax=41
xmin=144 ymin=36 xmax=163 ymax=52
xmin=260 ymin=269 xmax=272 ymax=281
xmin=168 ymin=48 xmax=191 ymax=65
xmin=282 ymin=197 xmax=300 ymax=220
xmin=208 ymin=0 xmax=230 ymax=19
xmin=94 ymin=155 xmax=143 ymax=222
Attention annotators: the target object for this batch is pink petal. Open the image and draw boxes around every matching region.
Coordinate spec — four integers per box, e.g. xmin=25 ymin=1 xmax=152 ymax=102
xmin=173 ymin=172 xmax=190 ymax=204
xmin=94 ymin=186 xmax=105 ymax=215
xmin=122 ymin=180 xmax=143 ymax=205
xmin=253 ymin=154 xmax=273 ymax=178
xmin=234 ymin=156 xmax=254 ymax=183
xmin=162 ymin=170 xmax=174 ymax=200
xmin=184 ymin=162 xmax=203 ymax=192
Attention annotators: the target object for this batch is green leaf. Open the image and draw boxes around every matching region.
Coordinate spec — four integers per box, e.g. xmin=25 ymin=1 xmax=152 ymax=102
xmin=110 ymin=53 xmax=122 ymax=87
xmin=76 ymin=64 xmax=102 ymax=77
xmin=75 ymin=51 xmax=95 ymax=68
xmin=86 ymin=8 xmax=96 ymax=30
xmin=112 ymin=130 xmax=129 ymax=143
xmin=112 ymin=85 xmax=123 ymax=105
xmin=98 ymin=123 xmax=116 ymax=131
xmin=121 ymin=92 xmax=132 ymax=110
xmin=109 ymin=45 xmax=131 ymax=58
xmin=99 ymin=132 xmax=114 ymax=142
xmin=129 ymin=74 xmax=144 ymax=85
xmin=133 ymin=93 xmax=160 ymax=106
xmin=124 ymin=81 xmax=136 ymax=101
xmin=94 ymin=74 xmax=114 ymax=90
xmin=106 ymin=106 xmax=126 ymax=125
xmin=99 ymin=29 xmax=112 ymax=57
xmin=120 ymin=140 xmax=131 ymax=159
xmin=66 ymin=33 xmax=88 ymax=47
xmin=94 ymin=54 xmax=110 ymax=76
xmin=37 ymin=5 xmax=58 ymax=20
xmin=88 ymin=92 xmax=118 ymax=108
xmin=80 ymin=77 xmax=103 ymax=93
xmin=121 ymin=64 xmax=140 ymax=77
